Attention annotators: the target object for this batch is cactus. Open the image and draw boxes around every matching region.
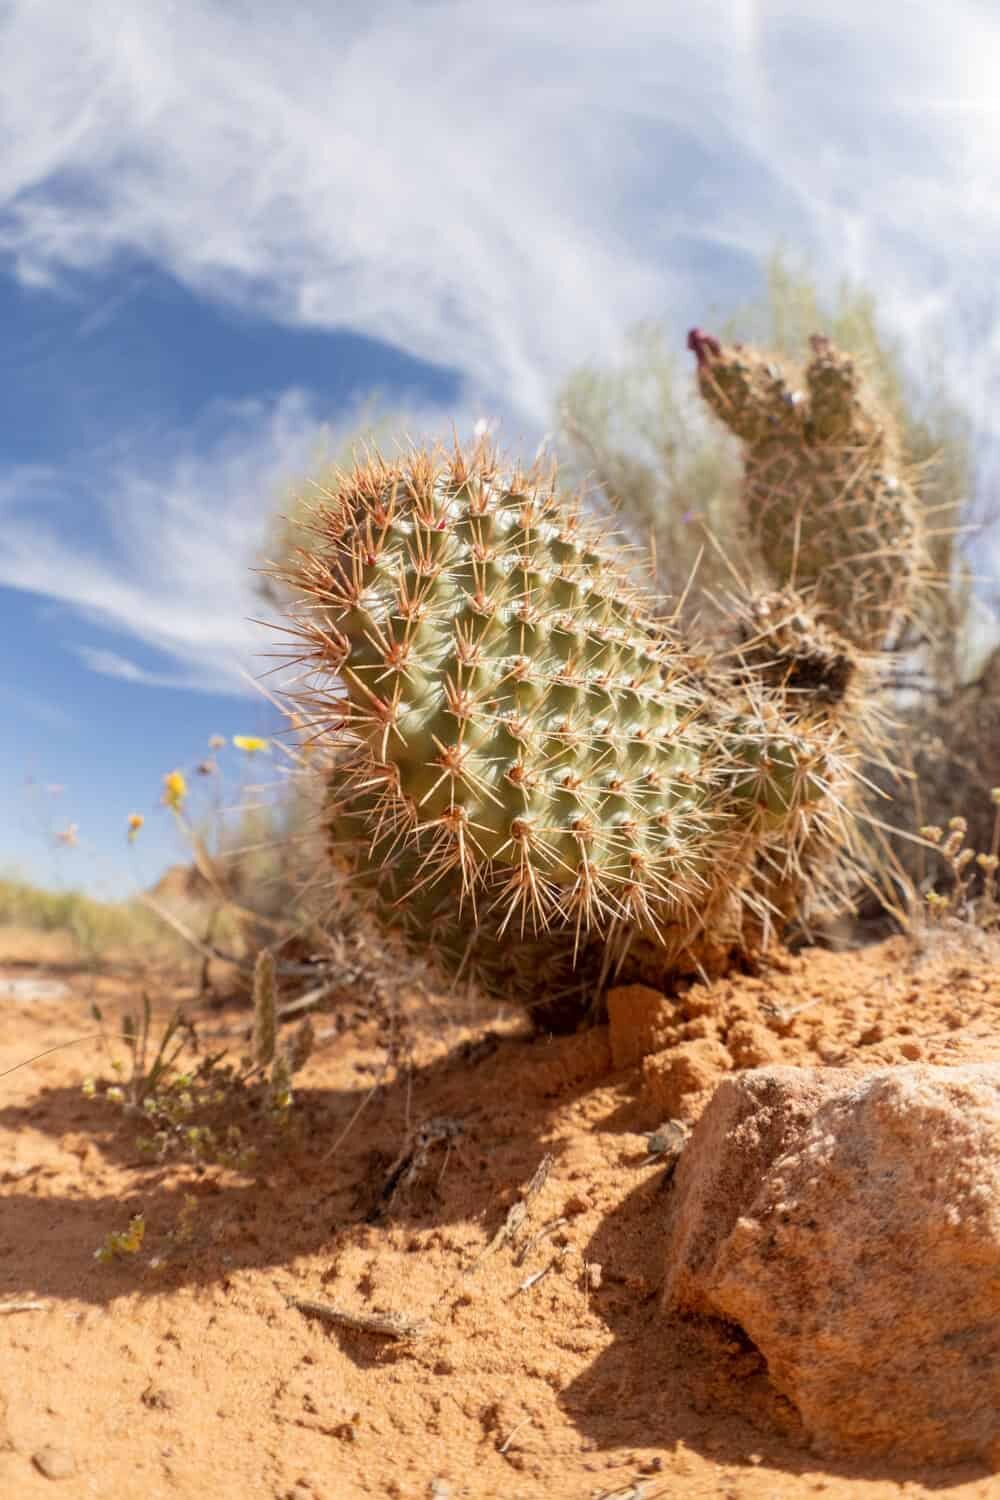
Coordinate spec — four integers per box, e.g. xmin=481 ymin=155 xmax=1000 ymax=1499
xmin=268 ymin=324 xmax=925 ymax=1027
xmin=280 ymin=442 xmax=857 ymax=1024
xmin=688 ymin=328 xmax=924 ymax=652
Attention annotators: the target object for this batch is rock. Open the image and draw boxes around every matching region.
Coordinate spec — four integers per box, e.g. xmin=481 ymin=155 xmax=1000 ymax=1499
xmin=606 ymin=985 xmax=678 ymax=1068
xmin=640 ymin=1038 xmax=732 ymax=1123
xmin=31 ymin=1445 xmax=76 ymax=1480
xmin=661 ymin=1063 xmax=1000 ymax=1463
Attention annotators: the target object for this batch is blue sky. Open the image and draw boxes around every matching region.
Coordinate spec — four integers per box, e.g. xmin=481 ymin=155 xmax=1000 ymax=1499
xmin=2 ymin=0 xmax=1000 ymax=898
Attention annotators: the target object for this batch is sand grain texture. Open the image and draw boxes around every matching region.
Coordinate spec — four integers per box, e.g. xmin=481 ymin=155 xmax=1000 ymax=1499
xmin=1 ymin=927 xmax=999 ymax=1498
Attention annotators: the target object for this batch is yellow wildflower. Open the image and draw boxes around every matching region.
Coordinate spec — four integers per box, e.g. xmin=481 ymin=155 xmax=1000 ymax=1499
xmin=127 ymin=813 xmax=144 ymax=843
xmin=232 ymin=735 xmax=270 ymax=755
xmin=162 ymin=770 xmax=188 ymax=810
xmin=95 ymin=1213 xmax=146 ymax=1263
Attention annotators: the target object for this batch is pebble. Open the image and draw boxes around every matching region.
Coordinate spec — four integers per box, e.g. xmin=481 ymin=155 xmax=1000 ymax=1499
xmin=31 ymin=1445 xmax=76 ymax=1480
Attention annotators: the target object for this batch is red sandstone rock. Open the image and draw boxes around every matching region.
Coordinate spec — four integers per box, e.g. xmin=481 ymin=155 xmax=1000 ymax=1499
xmin=661 ymin=1063 xmax=1000 ymax=1464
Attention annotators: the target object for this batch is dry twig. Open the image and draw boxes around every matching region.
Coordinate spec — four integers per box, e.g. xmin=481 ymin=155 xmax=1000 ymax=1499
xmin=477 ymin=1153 xmax=554 ymax=1263
xmin=287 ymin=1297 xmax=426 ymax=1340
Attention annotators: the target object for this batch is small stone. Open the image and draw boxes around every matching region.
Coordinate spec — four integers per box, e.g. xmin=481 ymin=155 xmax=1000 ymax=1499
xmin=32 ymin=1446 xmax=76 ymax=1481
xmin=141 ymin=1383 xmax=177 ymax=1411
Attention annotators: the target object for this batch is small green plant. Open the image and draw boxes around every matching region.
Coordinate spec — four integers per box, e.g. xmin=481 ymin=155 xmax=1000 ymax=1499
xmin=252 ymin=944 xmax=313 ymax=1114
xmin=86 ymin=959 xmax=315 ymax=1169
xmin=94 ymin=1213 xmax=146 ymax=1264
xmin=94 ymin=992 xmax=195 ymax=1110
xmin=252 ymin=947 xmax=277 ymax=1067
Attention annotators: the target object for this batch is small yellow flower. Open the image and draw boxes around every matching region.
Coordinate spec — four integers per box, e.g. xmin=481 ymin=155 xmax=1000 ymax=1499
xmin=94 ymin=1213 xmax=146 ymax=1263
xmin=232 ymin=735 xmax=270 ymax=755
xmin=162 ymin=770 xmax=188 ymax=810
xmin=127 ymin=813 xmax=144 ymax=843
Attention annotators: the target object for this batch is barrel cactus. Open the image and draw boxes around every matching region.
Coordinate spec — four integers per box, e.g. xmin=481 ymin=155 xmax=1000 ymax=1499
xmin=278 ymin=438 xmax=860 ymax=1023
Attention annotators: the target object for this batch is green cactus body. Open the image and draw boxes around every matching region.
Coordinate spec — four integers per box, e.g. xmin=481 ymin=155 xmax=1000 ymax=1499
xmin=322 ymin=745 xmax=796 ymax=1028
xmin=688 ymin=330 xmax=922 ymax=652
xmin=288 ymin=446 xmax=850 ymax=985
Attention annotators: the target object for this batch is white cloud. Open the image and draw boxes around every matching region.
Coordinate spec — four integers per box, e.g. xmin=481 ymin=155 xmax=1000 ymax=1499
xmin=70 ymin=646 xmax=205 ymax=691
xmin=0 ymin=391 xmax=320 ymax=695
xmin=72 ymin=648 xmax=149 ymax=684
xmin=0 ymin=387 xmax=503 ymax=694
xmin=2 ymin=0 xmax=1000 ymax=686
xmin=1 ymin=2 xmax=998 ymax=412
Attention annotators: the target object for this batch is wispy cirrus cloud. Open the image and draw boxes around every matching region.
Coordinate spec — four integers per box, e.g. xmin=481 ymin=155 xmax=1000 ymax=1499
xmin=2 ymin=0 xmax=1000 ymax=694
xmin=2 ymin=1 xmax=999 ymax=418
xmin=0 ymin=391 xmax=323 ymax=695
xmin=0 ymin=387 xmax=496 ymax=694
xmin=69 ymin=647 xmax=207 ymax=692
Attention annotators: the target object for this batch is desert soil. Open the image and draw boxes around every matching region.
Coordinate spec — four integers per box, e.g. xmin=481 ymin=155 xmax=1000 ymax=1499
xmin=1 ymin=922 xmax=999 ymax=1500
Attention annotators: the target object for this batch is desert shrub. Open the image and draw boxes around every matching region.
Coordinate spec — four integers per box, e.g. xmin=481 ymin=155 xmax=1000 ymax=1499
xmin=0 ymin=875 xmax=178 ymax=958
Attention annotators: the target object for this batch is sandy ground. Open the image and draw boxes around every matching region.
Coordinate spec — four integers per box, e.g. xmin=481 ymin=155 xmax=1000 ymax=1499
xmin=1 ymin=923 xmax=999 ymax=1500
